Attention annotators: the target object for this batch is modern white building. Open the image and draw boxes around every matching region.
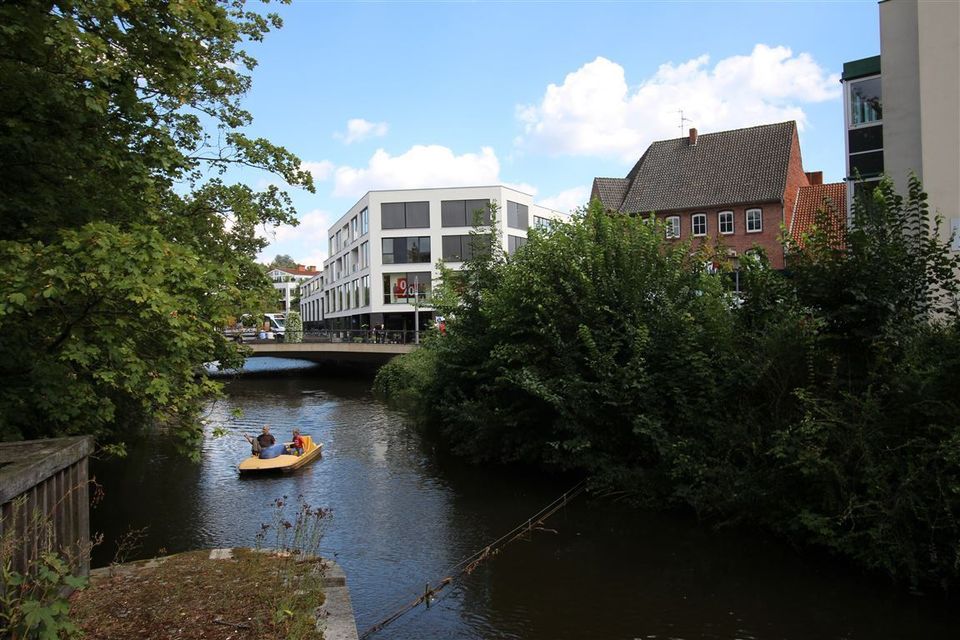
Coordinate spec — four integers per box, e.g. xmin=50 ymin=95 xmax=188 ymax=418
xmin=321 ymin=185 xmax=568 ymax=333
xmin=842 ymin=0 xmax=960 ymax=246
xmin=267 ymin=265 xmax=319 ymax=313
xmin=299 ymin=272 xmax=324 ymax=328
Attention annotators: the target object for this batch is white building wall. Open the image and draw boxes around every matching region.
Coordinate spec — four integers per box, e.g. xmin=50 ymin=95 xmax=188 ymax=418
xmin=880 ymin=0 xmax=960 ymax=245
xmin=321 ymin=186 xmax=568 ymax=327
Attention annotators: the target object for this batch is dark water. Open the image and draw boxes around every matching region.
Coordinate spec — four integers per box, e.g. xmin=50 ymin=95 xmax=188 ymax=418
xmin=91 ymin=358 xmax=959 ymax=639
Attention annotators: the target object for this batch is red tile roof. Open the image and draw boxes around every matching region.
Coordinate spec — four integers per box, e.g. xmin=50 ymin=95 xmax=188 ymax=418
xmin=790 ymin=182 xmax=847 ymax=249
xmin=273 ymin=265 xmax=319 ymax=276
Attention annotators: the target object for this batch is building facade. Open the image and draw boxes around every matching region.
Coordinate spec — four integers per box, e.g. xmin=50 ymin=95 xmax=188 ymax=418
xmin=843 ymin=0 xmax=960 ymax=247
xmin=299 ymin=273 xmax=324 ymax=328
xmin=321 ymin=186 xmax=567 ymax=332
xmin=592 ymin=122 xmax=817 ymax=269
xmin=267 ymin=265 xmax=319 ymax=313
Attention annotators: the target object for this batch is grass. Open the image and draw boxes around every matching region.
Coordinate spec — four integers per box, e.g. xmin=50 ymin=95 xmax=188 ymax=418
xmin=69 ymin=548 xmax=326 ymax=640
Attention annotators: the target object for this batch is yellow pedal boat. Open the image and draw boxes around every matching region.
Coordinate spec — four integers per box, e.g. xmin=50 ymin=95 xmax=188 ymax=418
xmin=238 ymin=435 xmax=323 ymax=474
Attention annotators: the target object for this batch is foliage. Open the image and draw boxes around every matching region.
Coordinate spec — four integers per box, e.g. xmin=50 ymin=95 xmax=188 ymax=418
xmin=269 ymin=254 xmax=298 ymax=269
xmin=253 ymin=495 xmax=332 ymax=639
xmin=285 ymin=311 xmax=303 ymax=343
xmin=0 ymin=0 xmax=312 ymax=450
xmin=381 ymin=180 xmax=960 ymax=590
xmin=1 ymin=498 xmax=88 ymax=640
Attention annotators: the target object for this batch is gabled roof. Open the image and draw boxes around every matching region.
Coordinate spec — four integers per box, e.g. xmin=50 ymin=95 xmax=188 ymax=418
xmin=790 ymin=182 xmax=847 ymax=248
xmin=594 ymin=121 xmax=798 ymax=214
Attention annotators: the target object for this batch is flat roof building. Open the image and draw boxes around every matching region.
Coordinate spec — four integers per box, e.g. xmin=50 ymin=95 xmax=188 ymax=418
xmin=321 ymin=185 xmax=568 ymax=335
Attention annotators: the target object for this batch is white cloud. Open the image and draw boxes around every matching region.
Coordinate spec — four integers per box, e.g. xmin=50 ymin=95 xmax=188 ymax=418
xmin=335 ymin=118 xmax=389 ymax=144
xmin=503 ymin=181 xmax=538 ymax=196
xmin=257 ymin=208 xmax=333 ymax=264
xmin=539 ymin=185 xmax=590 ymax=213
xmin=517 ymin=44 xmax=840 ymax=161
xmin=333 ymin=145 xmax=501 ymax=199
xmin=301 ymin=160 xmax=335 ymax=182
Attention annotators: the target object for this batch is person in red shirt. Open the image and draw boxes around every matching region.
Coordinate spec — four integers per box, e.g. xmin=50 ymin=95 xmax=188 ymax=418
xmin=288 ymin=429 xmax=305 ymax=456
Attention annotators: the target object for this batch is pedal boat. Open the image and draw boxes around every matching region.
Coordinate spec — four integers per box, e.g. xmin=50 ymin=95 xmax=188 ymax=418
xmin=238 ymin=435 xmax=323 ymax=474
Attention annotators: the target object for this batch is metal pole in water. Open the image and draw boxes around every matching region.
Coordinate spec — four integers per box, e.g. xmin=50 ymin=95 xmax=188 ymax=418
xmin=425 ymin=583 xmax=430 ymax=608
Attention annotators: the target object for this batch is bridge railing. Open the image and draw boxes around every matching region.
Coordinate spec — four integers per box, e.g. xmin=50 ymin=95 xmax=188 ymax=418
xmin=280 ymin=329 xmax=422 ymax=345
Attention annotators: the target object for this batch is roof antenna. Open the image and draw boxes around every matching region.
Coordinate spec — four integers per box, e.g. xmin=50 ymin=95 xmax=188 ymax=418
xmin=678 ymin=109 xmax=692 ymax=137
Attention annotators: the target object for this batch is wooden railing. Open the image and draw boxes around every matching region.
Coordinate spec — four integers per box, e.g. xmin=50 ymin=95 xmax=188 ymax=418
xmin=0 ymin=436 xmax=94 ymax=577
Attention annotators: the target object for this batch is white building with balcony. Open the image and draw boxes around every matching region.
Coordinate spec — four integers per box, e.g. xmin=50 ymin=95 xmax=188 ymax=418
xmin=321 ymin=185 xmax=568 ymax=333
xmin=267 ymin=265 xmax=319 ymax=313
xmin=299 ymin=272 xmax=324 ymax=328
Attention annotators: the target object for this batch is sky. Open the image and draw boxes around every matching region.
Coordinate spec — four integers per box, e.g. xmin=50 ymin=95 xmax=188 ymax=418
xmin=233 ymin=0 xmax=882 ymax=268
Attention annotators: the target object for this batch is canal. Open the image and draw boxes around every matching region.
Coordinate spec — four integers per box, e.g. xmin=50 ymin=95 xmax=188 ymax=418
xmin=91 ymin=358 xmax=959 ymax=639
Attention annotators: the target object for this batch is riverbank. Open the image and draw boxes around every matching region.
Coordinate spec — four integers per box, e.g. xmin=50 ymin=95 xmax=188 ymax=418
xmin=70 ymin=549 xmax=358 ymax=640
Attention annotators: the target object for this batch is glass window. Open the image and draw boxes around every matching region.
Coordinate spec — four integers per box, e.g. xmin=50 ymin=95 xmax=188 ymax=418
xmin=361 ymin=208 xmax=369 ymax=234
xmin=665 ymin=216 xmax=680 ymax=239
xmin=466 ymin=199 xmax=491 ymax=225
xmin=382 ymin=237 xmax=431 ymax=264
xmin=746 ymin=208 xmax=762 ymax=233
xmin=441 ymin=200 xmax=466 ymax=227
xmin=719 ymin=211 xmax=734 ymax=235
xmin=850 ymin=76 xmax=882 ymax=126
xmin=382 ymin=203 xmax=405 ymax=229
xmin=534 ymin=215 xmax=552 ymax=230
xmin=382 ymin=272 xmax=432 ymax=305
xmin=405 ymin=201 xmax=430 ymax=228
xmin=382 ymin=202 xmax=429 ymax=229
xmin=362 ymin=275 xmax=370 ymax=306
xmin=507 ymin=201 xmax=529 ymax=230
xmin=442 ymin=235 xmax=464 ymax=261
xmin=441 ymin=199 xmax=491 ymax=227
xmin=351 ymin=216 xmax=358 ymax=241
xmin=508 ymin=235 xmax=527 ymax=255
xmin=692 ymin=213 xmax=707 ymax=237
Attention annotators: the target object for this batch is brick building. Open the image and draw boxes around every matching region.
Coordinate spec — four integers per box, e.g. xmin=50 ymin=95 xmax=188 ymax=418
xmin=591 ymin=121 xmax=829 ymax=269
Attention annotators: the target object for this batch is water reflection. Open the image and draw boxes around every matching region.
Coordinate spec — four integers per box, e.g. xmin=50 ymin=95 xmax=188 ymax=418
xmin=90 ymin=359 xmax=959 ymax=639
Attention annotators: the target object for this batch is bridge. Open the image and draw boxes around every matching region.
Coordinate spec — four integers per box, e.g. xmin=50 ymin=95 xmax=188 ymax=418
xmin=245 ymin=339 xmax=416 ymax=368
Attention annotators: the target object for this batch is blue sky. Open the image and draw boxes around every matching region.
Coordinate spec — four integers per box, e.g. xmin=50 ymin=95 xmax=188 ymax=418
xmin=236 ymin=0 xmax=881 ymax=267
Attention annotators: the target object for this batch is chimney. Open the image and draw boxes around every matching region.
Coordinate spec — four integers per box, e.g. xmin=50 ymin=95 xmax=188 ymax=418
xmin=805 ymin=171 xmax=823 ymax=185
xmin=688 ymin=128 xmax=698 ymax=145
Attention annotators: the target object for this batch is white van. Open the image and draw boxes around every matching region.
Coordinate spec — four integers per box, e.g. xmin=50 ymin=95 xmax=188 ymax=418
xmin=263 ymin=313 xmax=285 ymax=340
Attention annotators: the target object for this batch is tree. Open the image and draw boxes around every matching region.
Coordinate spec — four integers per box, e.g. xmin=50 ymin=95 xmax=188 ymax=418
xmin=0 ymin=0 xmax=314 ymax=451
xmin=270 ymin=254 xmax=298 ymax=269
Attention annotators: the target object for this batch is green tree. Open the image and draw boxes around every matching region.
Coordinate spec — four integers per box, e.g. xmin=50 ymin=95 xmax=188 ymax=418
xmin=0 ymin=0 xmax=313 ymax=450
xmin=270 ymin=254 xmax=298 ymax=269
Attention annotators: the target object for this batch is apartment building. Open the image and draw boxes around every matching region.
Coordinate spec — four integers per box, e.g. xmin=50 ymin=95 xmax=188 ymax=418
xmin=843 ymin=0 xmax=960 ymax=246
xmin=299 ymin=272 xmax=324 ymax=328
xmin=321 ymin=186 xmax=567 ymax=332
xmin=267 ymin=265 xmax=318 ymax=313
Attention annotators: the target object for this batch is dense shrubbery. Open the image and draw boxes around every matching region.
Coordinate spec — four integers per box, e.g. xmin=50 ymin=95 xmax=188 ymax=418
xmin=376 ymin=177 xmax=960 ymax=589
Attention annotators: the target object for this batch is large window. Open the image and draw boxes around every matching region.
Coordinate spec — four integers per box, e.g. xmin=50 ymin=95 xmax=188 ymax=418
xmin=383 ymin=272 xmax=432 ymax=305
xmin=351 ymin=216 xmax=358 ymax=241
xmin=692 ymin=213 xmax=707 ymax=237
xmin=441 ymin=199 xmax=491 ymax=227
xmin=507 ymin=235 xmax=527 ymax=255
xmin=382 ymin=201 xmax=430 ymax=229
xmin=746 ymin=208 xmax=762 ymax=233
xmin=382 ymin=237 xmax=431 ymax=264
xmin=360 ymin=241 xmax=369 ymax=269
xmin=360 ymin=207 xmax=369 ymax=235
xmin=441 ymin=234 xmax=491 ymax=262
xmin=533 ymin=215 xmax=552 ymax=230
xmin=665 ymin=216 xmax=680 ymax=239
xmin=719 ymin=210 xmax=734 ymax=235
xmin=850 ymin=76 xmax=882 ymax=126
xmin=507 ymin=200 xmax=529 ymax=230
xmin=362 ymin=275 xmax=370 ymax=306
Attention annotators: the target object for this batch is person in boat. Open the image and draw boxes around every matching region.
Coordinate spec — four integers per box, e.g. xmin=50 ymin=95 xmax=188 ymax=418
xmin=244 ymin=425 xmax=275 ymax=456
xmin=286 ymin=429 xmax=305 ymax=456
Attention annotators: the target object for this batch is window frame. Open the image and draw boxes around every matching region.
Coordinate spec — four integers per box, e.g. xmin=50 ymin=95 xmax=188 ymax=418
xmin=745 ymin=208 xmax=762 ymax=234
xmin=718 ymin=210 xmax=734 ymax=235
xmin=665 ymin=215 xmax=681 ymax=239
xmin=692 ymin=213 xmax=707 ymax=237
